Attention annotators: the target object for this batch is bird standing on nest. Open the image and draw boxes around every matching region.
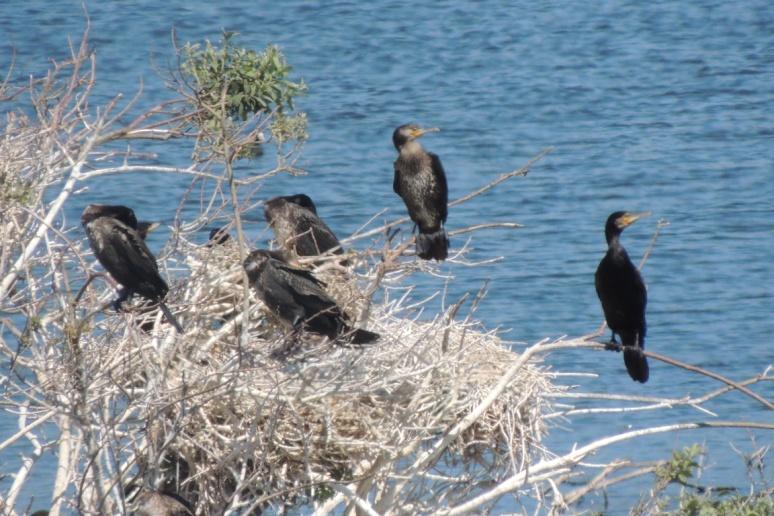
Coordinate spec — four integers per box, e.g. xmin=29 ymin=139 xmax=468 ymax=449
xmin=243 ymin=249 xmax=379 ymax=346
xmin=264 ymin=194 xmax=344 ymax=259
xmin=595 ymin=211 xmax=651 ymax=383
xmin=81 ymin=204 xmax=183 ymax=333
xmin=392 ymin=123 xmax=450 ymax=261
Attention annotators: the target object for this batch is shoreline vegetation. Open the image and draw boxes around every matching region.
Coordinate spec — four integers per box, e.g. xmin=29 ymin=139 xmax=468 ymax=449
xmin=0 ymin=25 xmax=771 ymax=515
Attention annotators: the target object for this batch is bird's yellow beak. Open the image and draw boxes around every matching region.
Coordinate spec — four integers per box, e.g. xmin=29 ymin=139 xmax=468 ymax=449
xmin=139 ymin=221 xmax=161 ymax=233
xmin=410 ymin=127 xmax=440 ymax=138
xmin=617 ymin=211 xmax=652 ymax=228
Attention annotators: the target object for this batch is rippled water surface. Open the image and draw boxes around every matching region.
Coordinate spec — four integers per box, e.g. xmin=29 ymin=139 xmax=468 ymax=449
xmin=2 ymin=0 xmax=772 ymax=512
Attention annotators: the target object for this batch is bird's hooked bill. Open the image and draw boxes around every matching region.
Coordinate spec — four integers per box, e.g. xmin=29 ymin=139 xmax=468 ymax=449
xmin=411 ymin=127 xmax=440 ymax=138
xmin=618 ymin=211 xmax=652 ymax=228
xmin=137 ymin=221 xmax=161 ymax=233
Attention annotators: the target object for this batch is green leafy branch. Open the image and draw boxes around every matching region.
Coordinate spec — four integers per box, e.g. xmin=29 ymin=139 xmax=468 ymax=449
xmin=179 ymin=31 xmax=307 ymax=159
xmin=639 ymin=444 xmax=772 ymax=515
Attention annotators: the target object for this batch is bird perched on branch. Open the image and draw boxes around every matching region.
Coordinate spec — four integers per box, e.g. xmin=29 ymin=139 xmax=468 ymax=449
xmin=595 ymin=211 xmax=651 ymax=383
xmin=264 ymin=194 xmax=344 ymax=259
xmin=243 ymin=249 xmax=379 ymax=345
xmin=81 ymin=204 xmax=183 ymax=333
xmin=392 ymin=123 xmax=449 ymax=260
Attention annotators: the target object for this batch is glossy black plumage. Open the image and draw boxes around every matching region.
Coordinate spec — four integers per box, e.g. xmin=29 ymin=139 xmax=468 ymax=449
xmin=243 ymin=250 xmax=378 ymax=344
xmin=595 ymin=211 xmax=650 ymax=383
xmin=264 ymin=194 xmax=343 ymax=258
xmin=81 ymin=204 xmax=182 ymax=333
xmin=392 ymin=124 xmax=449 ymax=260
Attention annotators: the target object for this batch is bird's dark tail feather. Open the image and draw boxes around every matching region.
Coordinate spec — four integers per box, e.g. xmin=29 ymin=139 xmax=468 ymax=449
xmin=623 ymin=346 xmax=649 ymax=383
xmin=159 ymin=302 xmax=184 ymax=334
xmin=416 ymin=228 xmax=449 ymax=261
xmin=343 ymin=327 xmax=380 ymax=345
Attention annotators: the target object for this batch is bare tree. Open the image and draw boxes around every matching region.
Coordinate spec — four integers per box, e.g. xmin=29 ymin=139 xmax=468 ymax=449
xmin=0 ymin=26 xmax=771 ymax=516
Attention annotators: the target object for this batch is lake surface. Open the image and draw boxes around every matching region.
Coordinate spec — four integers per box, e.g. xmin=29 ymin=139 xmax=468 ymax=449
xmin=2 ymin=0 xmax=772 ymax=513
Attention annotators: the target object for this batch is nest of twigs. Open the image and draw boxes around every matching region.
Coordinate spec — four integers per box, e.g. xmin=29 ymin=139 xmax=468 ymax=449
xmin=68 ymin=237 xmax=556 ymax=513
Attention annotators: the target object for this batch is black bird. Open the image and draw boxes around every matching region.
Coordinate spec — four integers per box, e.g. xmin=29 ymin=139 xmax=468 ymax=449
xmin=392 ymin=123 xmax=449 ymax=260
xmin=243 ymin=250 xmax=379 ymax=344
xmin=81 ymin=204 xmax=183 ymax=333
xmin=595 ymin=211 xmax=651 ymax=383
xmin=264 ymin=194 xmax=344 ymax=259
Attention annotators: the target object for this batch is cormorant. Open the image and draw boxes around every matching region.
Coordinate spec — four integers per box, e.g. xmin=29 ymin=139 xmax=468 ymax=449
xmin=243 ymin=250 xmax=379 ymax=344
xmin=81 ymin=204 xmax=183 ymax=333
xmin=392 ymin=123 xmax=449 ymax=260
xmin=594 ymin=211 xmax=651 ymax=383
xmin=264 ymin=194 xmax=344 ymax=258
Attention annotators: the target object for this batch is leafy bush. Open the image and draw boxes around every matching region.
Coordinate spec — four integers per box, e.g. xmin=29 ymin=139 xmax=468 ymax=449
xmin=675 ymin=490 xmax=773 ymax=515
xmin=181 ymin=31 xmax=306 ymax=121
xmin=179 ymin=31 xmax=307 ymax=158
xmin=643 ymin=444 xmax=773 ymax=515
xmin=655 ymin=444 xmax=704 ymax=488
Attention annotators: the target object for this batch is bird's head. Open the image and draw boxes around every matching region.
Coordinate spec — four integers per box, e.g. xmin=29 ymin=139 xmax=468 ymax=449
xmin=283 ymin=194 xmax=318 ymax=214
xmin=243 ymin=249 xmax=280 ymax=281
xmin=392 ymin=123 xmax=440 ymax=150
xmin=605 ymin=211 xmax=651 ymax=239
xmin=263 ymin=197 xmax=284 ymax=225
xmin=81 ymin=204 xmax=138 ymax=229
xmin=264 ymin=194 xmax=318 ymax=225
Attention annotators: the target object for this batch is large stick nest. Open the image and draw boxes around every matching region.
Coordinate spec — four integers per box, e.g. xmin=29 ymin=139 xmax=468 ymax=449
xmin=66 ymin=235 xmax=557 ymax=513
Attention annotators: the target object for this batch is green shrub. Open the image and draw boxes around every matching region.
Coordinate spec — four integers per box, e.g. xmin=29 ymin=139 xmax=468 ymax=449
xmin=180 ymin=31 xmax=307 ymax=158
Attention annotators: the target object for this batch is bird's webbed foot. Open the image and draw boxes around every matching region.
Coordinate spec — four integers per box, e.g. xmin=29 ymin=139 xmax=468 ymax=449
xmin=604 ymin=333 xmax=621 ymax=352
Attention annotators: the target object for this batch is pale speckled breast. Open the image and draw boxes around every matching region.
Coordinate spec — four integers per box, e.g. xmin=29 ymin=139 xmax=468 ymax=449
xmin=395 ymin=153 xmax=444 ymax=231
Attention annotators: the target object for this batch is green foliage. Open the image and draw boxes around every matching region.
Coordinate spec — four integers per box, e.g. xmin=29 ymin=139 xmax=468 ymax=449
xmin=179 ymin=31 xmax=307 ymax=159
xmin=656 ymin=444 xmax=704 ymax=488
xmin=181 ymin=31 xmax=306 ymax=121
xmin=271 ymin=112 xmax=309 ymax=145
xmin=673 ymin=490 xmax=773 ymax=515
xmin=312 ymin=464 xmax=353 ymax=503
xmin=0 ymin=172 xmax=35 ymax=205
xmin=645 ymin=444 xmax=772 ymax=515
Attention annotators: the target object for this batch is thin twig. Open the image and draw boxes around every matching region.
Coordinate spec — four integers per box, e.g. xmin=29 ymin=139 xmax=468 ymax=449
xmin=443 ymin=421 xmax=774 ymax=515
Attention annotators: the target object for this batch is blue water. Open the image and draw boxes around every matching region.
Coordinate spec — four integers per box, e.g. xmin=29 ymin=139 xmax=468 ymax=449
xmin=2 ymin=0 xmax=772 ymax=513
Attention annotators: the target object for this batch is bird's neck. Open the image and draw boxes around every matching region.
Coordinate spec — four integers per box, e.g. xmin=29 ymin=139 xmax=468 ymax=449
xmin=605 ymin=227 xmax=620 ymax=246
xmin=606 ymin=233 xmax=629 ymax=258
xmin=400 ymin=140 xmax=424 ymax=156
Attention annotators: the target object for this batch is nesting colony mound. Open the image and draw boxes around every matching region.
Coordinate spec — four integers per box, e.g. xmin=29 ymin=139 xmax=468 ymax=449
xmin=102 ymin=237 xmax=559 ymax=512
